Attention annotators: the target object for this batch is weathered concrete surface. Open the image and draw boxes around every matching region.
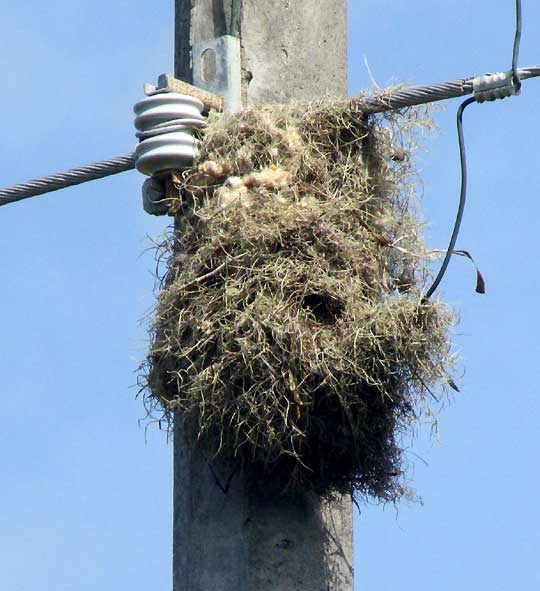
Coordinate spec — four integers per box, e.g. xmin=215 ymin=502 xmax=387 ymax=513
xmin=173 ymin=419 xmax=354 ymax=591
xmin=240 ymin=1 xmax=348 ymax=104
xmin=173 ymin=2 xmax=352 ymax=590
xmin=175 ymin=0 xmax=348 ymax=102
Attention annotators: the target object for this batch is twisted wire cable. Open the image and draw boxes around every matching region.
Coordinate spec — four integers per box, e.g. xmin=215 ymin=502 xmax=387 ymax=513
xmin=517 ymin=65 xmax=540 ymax=79
xmin=0 ymin=66 xmax=539 ymax=209
xmin=0 ymin=154 xmax=136 ymax=206
xmin=359 ymin=77 xmax=474 ymax=115
xmin=360 ymin=65 xmax=539 ymax=116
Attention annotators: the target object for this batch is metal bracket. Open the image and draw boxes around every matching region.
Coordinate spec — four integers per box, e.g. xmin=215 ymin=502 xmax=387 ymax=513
xmin=192 ymin=35 xmax=242 ymax=113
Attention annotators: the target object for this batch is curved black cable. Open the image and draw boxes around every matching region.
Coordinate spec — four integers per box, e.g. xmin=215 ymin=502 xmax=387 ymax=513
xmin=424 ymin=97 xmax=476 ymax=300
xmin=512 ymin=0 xmax=523 ymax=91
xmin=425 ymin=0 xmax=524 ymax=299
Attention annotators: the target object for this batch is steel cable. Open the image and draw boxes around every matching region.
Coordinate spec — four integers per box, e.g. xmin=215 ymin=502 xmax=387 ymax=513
xmin=360 ymin=64 xmax=539 ymax=116
xmin=0 ymin=63 xmax=538 ymax=209
xmin=0 ymin=154 xmax=136 ymax=206
xmin=360 ymin=77 xmax=474 ymax=115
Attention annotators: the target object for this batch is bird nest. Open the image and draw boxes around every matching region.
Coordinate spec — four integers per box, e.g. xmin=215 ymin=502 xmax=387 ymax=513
xmin=140 ymin=98 xmax=455 ymax=502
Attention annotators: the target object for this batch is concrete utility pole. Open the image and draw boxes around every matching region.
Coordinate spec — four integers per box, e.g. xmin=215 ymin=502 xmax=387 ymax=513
xmin=173 ymin=2 xmax=352 ymax=590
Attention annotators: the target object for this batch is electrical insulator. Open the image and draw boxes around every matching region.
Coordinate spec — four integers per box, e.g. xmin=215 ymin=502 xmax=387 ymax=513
xmin=133 ymin=93 xmax=205 ymax=177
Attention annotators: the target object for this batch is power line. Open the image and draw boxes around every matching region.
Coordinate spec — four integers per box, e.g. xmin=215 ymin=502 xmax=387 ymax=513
xmin=360 ymin=65 xmax=540 ymax=116
xmin=1 ymin=64 xmax=539 ymax=208
xmin=0 ymin=154 xmax=136 ymax=206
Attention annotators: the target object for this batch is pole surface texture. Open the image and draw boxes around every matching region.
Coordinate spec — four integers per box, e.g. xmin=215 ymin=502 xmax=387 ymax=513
xmin=173 ymin=2 xmax=352 ymax=590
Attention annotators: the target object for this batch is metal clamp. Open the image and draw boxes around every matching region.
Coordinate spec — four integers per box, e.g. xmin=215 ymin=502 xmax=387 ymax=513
xmin=472 ymin=71 xmax=520 ymax=103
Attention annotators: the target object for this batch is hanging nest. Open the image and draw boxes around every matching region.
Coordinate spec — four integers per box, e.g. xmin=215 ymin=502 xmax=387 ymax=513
xmin=140 ymin=97 xmax=455 ymax=502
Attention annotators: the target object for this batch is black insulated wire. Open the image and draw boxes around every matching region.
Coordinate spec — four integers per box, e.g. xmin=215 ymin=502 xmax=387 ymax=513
xmin=423 ymin=97 xmax=476 ymax=301
xmin=512 ymin=0 xmax=523 ymax=91
xmin=424 ymin=0 xmax=525 ymax=299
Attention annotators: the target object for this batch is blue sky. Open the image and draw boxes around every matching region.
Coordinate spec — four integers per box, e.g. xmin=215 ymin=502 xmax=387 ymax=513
xmin=1 ymin=2 xmax=539 ymax=590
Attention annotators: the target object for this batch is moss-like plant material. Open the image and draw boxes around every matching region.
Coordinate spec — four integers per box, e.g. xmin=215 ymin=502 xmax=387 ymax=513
xmin=141 ymin=99 xmax=455 ymax=502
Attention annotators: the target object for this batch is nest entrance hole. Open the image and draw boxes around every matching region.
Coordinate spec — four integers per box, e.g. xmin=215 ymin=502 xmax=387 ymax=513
xmin=302 ymin=293 xmax=344 ymax=325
